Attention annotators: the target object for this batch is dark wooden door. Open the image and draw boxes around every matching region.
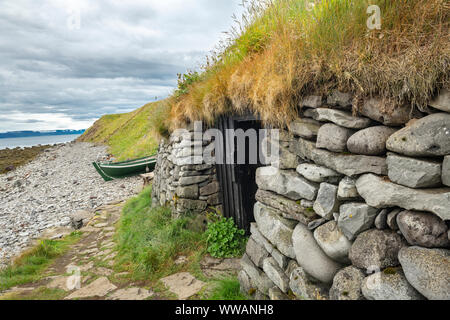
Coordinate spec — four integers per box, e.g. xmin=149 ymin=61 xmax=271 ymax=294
xmin=215 ymin=115 xmax=263 ymax=234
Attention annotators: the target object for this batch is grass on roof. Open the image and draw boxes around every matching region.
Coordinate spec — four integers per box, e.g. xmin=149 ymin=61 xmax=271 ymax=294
xmin=163 ymin=0 xmax=449 ymax=133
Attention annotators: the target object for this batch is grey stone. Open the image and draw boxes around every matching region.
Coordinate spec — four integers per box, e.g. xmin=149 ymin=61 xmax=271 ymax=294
xmin=360 ymin=98 xmax=421 ymax=126
xmin=313 ymin=183 xmax=340 ymax=220
xmin=240 ymin=254 xmax=275 ymax=295
xmin=296 ymin=163 xmax=342 ymax=184
xmin=443 ymin=156 xmax=450 ymax=187
xmin=314 ymin=221 xmax=352 ymax=264
xmin=176 ymin=199 xmax=207 ymax=213
xmin=330 ymin=266 xmax=365 ymax=300
xmin=397 ymin=210 xmax=450 ymax=248
xmin=176 ymin=185 xmax=199 ymax=199
xmin=250 ymin=223 xmax=275 ymax=254
xmin=199 ymin=181 xmax=219 ymax=196
xmin=387 ymin=153 xmax=442 ymax=188
xmin=308 ymin=218 xmax=327 ymax=231
xmin=316 ymin=124 xmax=354 ymax=152
xmin=271 ymin=146 xmax=299 ymax=170
xmin=300 ymin=95 xmax=323 ymax=108
xmin=349 ymin=229 xmax=407 ymax=270
xmin=71 ymin=210 xmax=93 ymax=230
xmin=356 ymin=174 xmax=450 ymax=221
xmin=206 ymin=193 xmax=221 ymax=206
xmin=289 ymin=118 xmax=322 ymax=140
xmin=338 ymin=203 xmax=379 ymax=240
xmin=178 ymin=175 xmax=209 ymax=186
xmin=429 ymin=88 xmax=450 ymax=113
xmin=304 ymin=108 xmax=372 ymax=129
xmin=238 ymin=270 xmax=255 ymax=295
xmin=289 ymin=265 xmax=329 ymax=300
xmin=375 ymin=209 xmax=389 ymax=230
xmin=292 ymin=223 xmax=343 ymax=284
xmin=271 ymin=249 xmax=288 ymax=269
xmin=255 ymin=189 xmax=317 ymax=225
xmin=347 ymin=126 xmax=397 ymax=155
xmin=246 ymin=237 xmax=270 ymax=268
xmin=290 ymin=138 xmax=388 ymax=176
xmin=256 ymin=166 xmax=318 ymax=201
xmin=327 ymin=90 xmax=352 ymax=109
xmin=337 ymin=177 xmax=360 ymax=200
xmin=361 ymin=269 xmax=424 ymax=300
xmin=268 ymin=287 xmax=290 ymax=300
xmin=254 ymin=202 xmax=297 ymax=259
xmin=254 ymin=291 xmax=269 ymax=300
xmin=387 ymin=209 xmax=401 ymax=230
xmin=263 ymin=257 xmax=290 ymax=293
xmin=399 ymin=246 xmax=450 ymax=300
xmin=386 ymin=113 xmax=450 ymax=157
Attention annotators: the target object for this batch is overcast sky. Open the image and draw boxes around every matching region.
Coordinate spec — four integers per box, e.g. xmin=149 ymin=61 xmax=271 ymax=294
xmin=0 ymin=0 xmax=243 ymax=132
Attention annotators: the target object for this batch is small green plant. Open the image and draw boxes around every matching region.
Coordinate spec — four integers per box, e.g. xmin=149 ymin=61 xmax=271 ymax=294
xmin=175 ymin=71 xmax=202 ymax=97
xmin=205 ymin=211 xmax=247 ymax=258
xmin=207 ymin=277 xmax=249 ymax=300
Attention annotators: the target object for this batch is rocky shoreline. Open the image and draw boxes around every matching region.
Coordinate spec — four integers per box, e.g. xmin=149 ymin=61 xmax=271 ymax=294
xmin=0 ymin=142 xmax=141 ymax=267
xmin=0 ymin=144 xmax=52 ymax=174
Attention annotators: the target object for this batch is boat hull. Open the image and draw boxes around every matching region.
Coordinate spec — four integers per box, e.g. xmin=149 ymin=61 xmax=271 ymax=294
xmin=93 ymin=155 xmax=157 ymax=181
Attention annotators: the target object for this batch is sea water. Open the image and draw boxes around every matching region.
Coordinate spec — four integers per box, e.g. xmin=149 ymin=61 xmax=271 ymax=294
xmin=0 ymin=134 xmax=82 ymax=150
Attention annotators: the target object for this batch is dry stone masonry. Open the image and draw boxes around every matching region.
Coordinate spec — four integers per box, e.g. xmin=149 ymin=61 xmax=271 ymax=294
xmin=239 ymin=89 xmax=450 ymax=300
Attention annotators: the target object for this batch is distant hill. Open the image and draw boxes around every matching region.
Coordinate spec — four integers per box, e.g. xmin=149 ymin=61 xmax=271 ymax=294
xmin=0 ymin=129 xmax=85 ymax=139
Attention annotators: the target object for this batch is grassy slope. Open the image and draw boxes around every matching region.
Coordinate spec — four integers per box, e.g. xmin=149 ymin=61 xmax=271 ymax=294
xmin=77 ymin=102 xmax=160 ymax=161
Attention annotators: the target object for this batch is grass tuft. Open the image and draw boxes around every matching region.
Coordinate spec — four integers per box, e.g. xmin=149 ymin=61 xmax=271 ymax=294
xmin=207 ymin=277 xmax=249 ymax=300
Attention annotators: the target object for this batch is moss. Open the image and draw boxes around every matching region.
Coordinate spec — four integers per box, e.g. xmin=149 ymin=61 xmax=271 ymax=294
xmin=383 ymin=267 xmax=399 ymax=275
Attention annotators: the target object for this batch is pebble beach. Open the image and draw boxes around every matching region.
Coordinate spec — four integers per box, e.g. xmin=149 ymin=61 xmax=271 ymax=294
xmin=0 ymin=142 xmax=141 ymax=267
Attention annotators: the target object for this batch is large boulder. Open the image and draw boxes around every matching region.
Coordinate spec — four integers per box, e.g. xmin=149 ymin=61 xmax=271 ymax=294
xmin=397 ymin=210 xmax=449 ymax=248
xmin=254 ymin=202 xmax=297 ymax=258
xmin=443 ymin=156 xmax=450 ymax=187
xmin=356 ymin=174 xmax=450 ymax=221
xmin=387 ymin=153 xmax=442 ymax=188
xmin=361 ymin=269 xmax=424 ymax=300
xmin=316 ymin=124 xmax=354 ymax=152
xmin=297 ymin=163 xmax=342 ymax=184
xmin=256 ymin=166 xmax=318 ymax=201
xmin=314 ymin=221 xmax=352 ymax=264
xmin=347 ymin=126 xmax=397 ymax=155
xmin=429 ymin=88 xmax=450 ymax=113
xmin=290 ymin=138 xmax=388 ymax=176
xmin=330 ymin=266 xmax=365 ymax=300
xmin=313 ymin=183 xmax=340 ymax=220
xmin=292 ymin=223 xmax=343 ymax=284
xmin=304 ymin=108 xmax=371 ymax=129
xmin=359 ymin=98 xmax=421 ymax=126
xmin=349 ymin=229 xmax=407 ymax=270
xmin=398 ymin=247 xmax=450 ymax=300
xmin=386 ymin=113 xmax=450 ymax=157
xmin=289 ymin=118 xmax=322 ymax=140
xmin=338 ymin=203 xmax=379 ymax=240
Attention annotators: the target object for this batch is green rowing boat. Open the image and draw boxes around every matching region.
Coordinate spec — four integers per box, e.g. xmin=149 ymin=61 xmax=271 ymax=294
xmin=92 ymin=154 xmax=157 ymax=181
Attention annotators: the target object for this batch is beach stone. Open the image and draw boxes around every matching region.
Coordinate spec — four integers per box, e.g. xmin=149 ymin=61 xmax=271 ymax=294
xmin=356 ymin=174 xmax=450 ymax=221
xmin=397 ymin=210 xmax=450 ymax=248
xmin=386 ymin=113 xmax=450 ymax=157
xmin=176 ymin=185 xmax=199 ymax=199
xmin=255 ymin=189 xmax=317 ymax=225
xmin=263 ymin=257 xmax=290 ymax=293
xmin=361 ymin=269 xmax=424 ymax=300
xmin=360 ymin=98 xmax=421 ymax=126
xmin=304 ymin=108 xmax=372 ymax=129
xmin=338 ymin=203 xmax=379 ymax=240
xmin=108 ymin=288 xmax=153 ymax=300
xmin=160 ymin=272 xmax=206 ymax=300
xmin=268 ymin=287 xmax=290 ymax=300
xmin=300 ymin=95 xmax=323 ymax=108
xmin=349 ymin=229 xmax=407 ymax=270
xmin=178 ymin=176 xmax=209 ymax=186
xmin=296 ymin=163 xmax=342 ymax=184
xmin=429 ymin=88 xmax=450 ymax=112
xmin=199 ymin=181 xmax=219 ymax=196
xmin=313 ymin=183 xmax=340 ymax=220
xmin=330 ymin=266 xmax=365 ymax=300
xmin=316 ymin=124 xmax=354 ymax=152
xmin=256 ymin=166 xmax=318 ymax=201
xmin=314 ymin=221 xmax=352 ymax=263
xmin=289 ymin=118 xmax=322 ymax=140
xmin=385 ymin=209 xmax=401 ymax=230
xmin=387 ymin=153 xmax=442 ymax=188
xmin=289 ymin=265 xmax=329 ymax=300
xmin=246 ymin=237 xmax=270 ymax=268
xmin=290 ymin=138 xmax=388 ymax=176
xmin=337 ymin=177 xmax=359 ymax=200
xmin=347 ymin=126 xmax=397 ymax=155
xmin=254 ymin=202 xmax=297 ymax=259
xmin=71 ymin=210 xmax=93 ymax=230
xmin=292 ymin=223 xmax=342 ymax=284
xmin=241 ymin=254 xmax=275 ymax=295
xmin=375 ymin=209 xmax=389 ymax=230
xmin=398 ymin=246 xmax=450 ymax=300
xmin=65 ymin=277 xmax=117 ymax=300
xmin=443 ymin=156 xmax=450 ymax=187
xmin=327 ymin=90 xmax=352 ymax=109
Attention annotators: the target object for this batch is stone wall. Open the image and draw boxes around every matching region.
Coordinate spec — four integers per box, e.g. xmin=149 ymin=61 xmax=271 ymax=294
xmin=239 ymin=89 xmax=450 ymax=301
xmin=151 ymin=126 xmax=221 ymax=215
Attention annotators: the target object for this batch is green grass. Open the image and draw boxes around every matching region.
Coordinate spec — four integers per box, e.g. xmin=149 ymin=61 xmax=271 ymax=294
xmin=114 ymin=187 xmax=207 ymax=282
xmin=0 ymin=232 xmax=82 ymax=291
xmin=206 ymin=277 xmax=249 ymax=300
xmin=0 ymin=287 xmax=67 ymax=301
